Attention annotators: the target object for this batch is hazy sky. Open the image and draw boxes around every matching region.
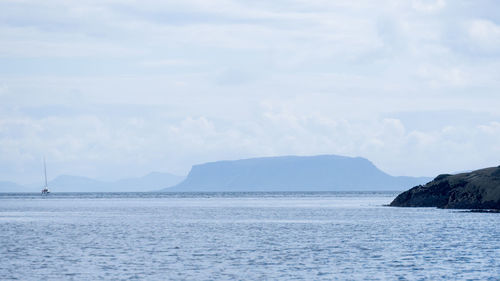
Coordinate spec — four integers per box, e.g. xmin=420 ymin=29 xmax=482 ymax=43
xmin=1 ymin=0 xmax=499 ymax=183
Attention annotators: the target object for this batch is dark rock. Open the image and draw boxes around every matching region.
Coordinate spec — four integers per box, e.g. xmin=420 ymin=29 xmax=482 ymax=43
xmin=390 ymin=166 xmax=500 ymax=209
xmin=433 ymin=174 xmax=452 ymax=181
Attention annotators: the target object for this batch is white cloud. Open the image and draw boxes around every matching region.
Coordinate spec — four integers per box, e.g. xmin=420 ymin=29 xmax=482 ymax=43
xmin=411 ymin=0 xmax=446 ymax=13
xmin=478 ymin=121 xmax=500 ymax=135
xmin=139 ymin=59 xmax=197 ymax=67
xmin=1 ymin=0 xmax=500 ymax=182
xmin=1 ymin=104 xmax=499 ymax=182
xmin=0 ymin=84 xmax=7 ymax=96
xmin=465 ymin=19 xmax=500 ymax=53
xmin=416 ymin=64 xmax=468 ymax=88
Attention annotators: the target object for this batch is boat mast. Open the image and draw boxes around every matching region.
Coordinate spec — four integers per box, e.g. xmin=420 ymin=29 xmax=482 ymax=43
xmin=44 ymin=157 xmax=48 ymax=188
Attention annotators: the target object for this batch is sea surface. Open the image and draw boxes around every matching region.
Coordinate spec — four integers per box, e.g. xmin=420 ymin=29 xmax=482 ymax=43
xmin=0 ymin=192 xmax=499 ymax=280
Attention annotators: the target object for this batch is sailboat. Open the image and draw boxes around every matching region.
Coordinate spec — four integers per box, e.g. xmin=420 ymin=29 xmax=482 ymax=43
xmin=41 ymin=157 xmax=50 ymax=195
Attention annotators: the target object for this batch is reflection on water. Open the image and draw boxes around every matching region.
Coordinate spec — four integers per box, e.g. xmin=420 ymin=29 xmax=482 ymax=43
xmin=0 ymin=192 xmax=499 ymax=280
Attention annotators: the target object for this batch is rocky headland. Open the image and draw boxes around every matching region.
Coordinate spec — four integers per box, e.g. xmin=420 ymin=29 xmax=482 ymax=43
xmin=390 ymin=166 xmax=500 ymax=209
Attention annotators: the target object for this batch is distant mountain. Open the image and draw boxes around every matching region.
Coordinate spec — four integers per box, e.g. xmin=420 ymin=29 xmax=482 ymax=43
xmin=49 ymin=175 xmax=108 ymax=192
xmin=1 ymin=172 xmax=184 ymax=192
xmin=109 ymin=172 xmax=185 ymax=192
xmin=0 ymin=181 xmax=31 ymax=192
xmin=48 ymin=172 xmax=185 ymax=192
xmin=162 ymin=155 xmax=431 ymax=192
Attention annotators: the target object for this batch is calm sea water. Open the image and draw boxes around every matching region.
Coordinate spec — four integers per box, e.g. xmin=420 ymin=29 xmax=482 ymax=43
xmin=0 ymin=192 xmax=499 ymax=280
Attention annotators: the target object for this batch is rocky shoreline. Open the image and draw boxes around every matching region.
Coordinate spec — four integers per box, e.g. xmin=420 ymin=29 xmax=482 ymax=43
xmin=390 ymin=166 xmax=500 ymax=210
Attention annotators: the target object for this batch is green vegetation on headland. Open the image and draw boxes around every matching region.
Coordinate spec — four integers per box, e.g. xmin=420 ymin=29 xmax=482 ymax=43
xmin=390 ymin=166 xmax=500 ymax=210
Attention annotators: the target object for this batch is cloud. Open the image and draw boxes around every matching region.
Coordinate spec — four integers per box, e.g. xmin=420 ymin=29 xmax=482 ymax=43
xmin=464 ymin=19 xmax=500 ymax=54
xmin=411 ymin=0 xmax=446 ymax=13
xmin=139 ymin=59 xmax=196 ymax=67
xmin=415 ymin=64 xmax=468 ymax=88
xmin=0 ymin=84 xmax=7 ymax=96
xmin=1 ymin=0 xmax=500 ymax=182
xmin=1 ymin=102 xmax=499 ymax=182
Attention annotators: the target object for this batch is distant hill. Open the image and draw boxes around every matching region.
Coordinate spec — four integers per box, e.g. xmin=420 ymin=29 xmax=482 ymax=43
xmin=1 ymin=172 xmax=184 ymax=192
xmin=49 ymin=175 xmax=105 ymax=192
xmin=163 ymin=155 xmax=431 ymax=192
xmin=112 ymin=172 xmax=185 ymax=192
xmin=0 ymin=181 xmax=31 ymax=192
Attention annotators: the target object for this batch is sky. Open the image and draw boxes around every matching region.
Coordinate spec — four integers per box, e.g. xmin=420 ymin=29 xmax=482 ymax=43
xmin=1 ymin=0 xmax=499 ymax=184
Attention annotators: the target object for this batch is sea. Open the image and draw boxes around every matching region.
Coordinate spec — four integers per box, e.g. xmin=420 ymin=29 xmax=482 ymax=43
xmin=0 ymin=192 xmax=499 ymax=280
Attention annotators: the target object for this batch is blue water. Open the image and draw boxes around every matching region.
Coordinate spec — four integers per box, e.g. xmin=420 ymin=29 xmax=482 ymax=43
xmin=0 ymin=192 xmax=499 ymax=280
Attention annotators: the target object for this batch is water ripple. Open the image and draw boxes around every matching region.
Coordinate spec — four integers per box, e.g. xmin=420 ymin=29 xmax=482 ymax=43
xmin=0 ymin=192 xmax=499 ymax=280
